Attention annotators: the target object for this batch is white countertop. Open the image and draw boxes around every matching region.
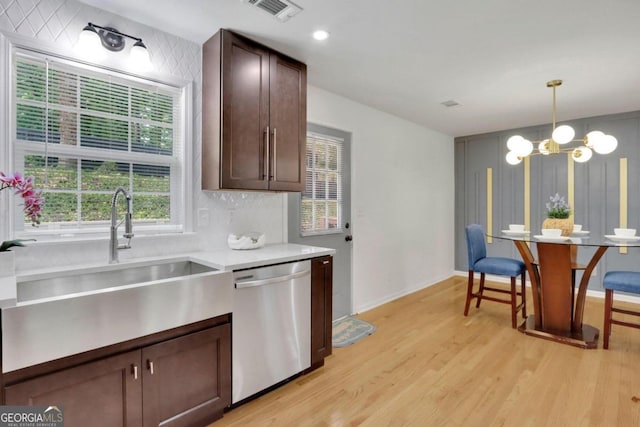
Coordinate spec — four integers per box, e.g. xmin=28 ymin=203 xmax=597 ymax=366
xmin=12 ymin=243 xmax=335 ymax=282
xmin=190 ymin=243 xmax=335 ymax=271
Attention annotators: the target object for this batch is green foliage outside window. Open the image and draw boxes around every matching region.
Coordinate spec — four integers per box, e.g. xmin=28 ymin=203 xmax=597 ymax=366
xmin=15 ymin=57 xmax=178 ymax=228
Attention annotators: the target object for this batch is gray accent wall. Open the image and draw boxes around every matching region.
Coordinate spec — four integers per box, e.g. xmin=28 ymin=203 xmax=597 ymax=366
xmin=455 ymin=110 xmax=640 ymax=291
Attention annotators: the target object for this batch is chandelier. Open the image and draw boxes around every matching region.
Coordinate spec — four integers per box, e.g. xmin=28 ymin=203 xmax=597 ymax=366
xmin=505 ymin=80 xmax=617 ymax=165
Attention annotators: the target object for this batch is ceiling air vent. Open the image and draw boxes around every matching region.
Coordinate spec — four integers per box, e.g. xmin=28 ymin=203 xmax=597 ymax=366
xmin=441 ymin=100 xmax=460 ymax=108
xmin=243 ymin=0 xmax=303 ymax=22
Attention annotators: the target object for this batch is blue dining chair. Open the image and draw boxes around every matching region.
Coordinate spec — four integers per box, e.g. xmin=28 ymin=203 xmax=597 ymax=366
xmin=602 ymin=271 xmax=640 ymax=349
xmin=464 ymin=224 xmax=527 ymax=328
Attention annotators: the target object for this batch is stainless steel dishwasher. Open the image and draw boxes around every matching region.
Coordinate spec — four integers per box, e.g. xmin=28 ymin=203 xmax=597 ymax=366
xmin=232 ymin=260 xmax=311 ymax=404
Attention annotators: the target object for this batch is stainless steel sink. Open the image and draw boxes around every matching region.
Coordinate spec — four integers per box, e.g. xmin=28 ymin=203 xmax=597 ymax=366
xmin=17 ymin=260 xmax=215 ymax=302
xmin=3 ymin=258 xmax=233 ymax=373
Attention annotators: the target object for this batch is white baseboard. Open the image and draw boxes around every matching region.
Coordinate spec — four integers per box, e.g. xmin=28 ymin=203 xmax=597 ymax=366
xmin=453 ymin=270 xmax=640 ymax=304
xmin=354 ymin=272 xmax=453 ymax=315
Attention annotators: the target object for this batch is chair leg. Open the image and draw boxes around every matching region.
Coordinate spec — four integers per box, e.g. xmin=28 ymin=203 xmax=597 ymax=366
xmin=510 ymin=276 xmax=517 ymax=328
xmin=520 ymin=271 xmax=527 ymax=319
xmin=475 ymin=273 xmax=486 ymax=308
xmin=603 ymin=289 xmax=613 ymax=349
xmin=464 ymin=270 xmax=475 ymax=316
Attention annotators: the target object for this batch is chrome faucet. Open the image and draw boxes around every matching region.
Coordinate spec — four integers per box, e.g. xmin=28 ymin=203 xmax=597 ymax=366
xmin=109 ymin=187 xmax=134 ymax=263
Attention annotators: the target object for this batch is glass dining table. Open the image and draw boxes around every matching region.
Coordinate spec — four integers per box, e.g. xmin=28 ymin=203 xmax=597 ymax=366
xmin=491 ymin=231 xmax=640 ymax=349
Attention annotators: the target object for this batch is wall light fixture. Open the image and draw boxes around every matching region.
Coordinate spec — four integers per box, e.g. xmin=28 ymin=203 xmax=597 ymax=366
xmin=77 ymin=22 xmax=153 ymax=71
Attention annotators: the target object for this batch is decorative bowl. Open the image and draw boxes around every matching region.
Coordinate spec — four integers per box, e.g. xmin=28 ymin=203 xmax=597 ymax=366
xmin=541 ymin=228 xmax=562 ymax=237
xmin=614 ymin=228 xmax=636 ymax=237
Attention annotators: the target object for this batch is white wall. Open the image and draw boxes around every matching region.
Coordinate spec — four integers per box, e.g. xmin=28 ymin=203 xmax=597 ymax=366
xmin=307 ymin=86 xmax=455 ymax=313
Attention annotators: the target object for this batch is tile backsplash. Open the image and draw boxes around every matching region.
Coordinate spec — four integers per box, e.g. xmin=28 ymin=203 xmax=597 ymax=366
xmin=1 ymin=0 xmax=286 ymax=271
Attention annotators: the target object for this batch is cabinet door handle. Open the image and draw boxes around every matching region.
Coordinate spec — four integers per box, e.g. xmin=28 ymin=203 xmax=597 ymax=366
xmin=265 ymin=126 xmax=270 ymax=181
xmin=322 ymin=260 xmax=330 ymax=265
xmin=271 ymin=127 xmax=277 ymax=180
xmin=147 ymin=359 xmax=154 ymax=375
xmin=132 ymin=364 xmax=138 ymax=380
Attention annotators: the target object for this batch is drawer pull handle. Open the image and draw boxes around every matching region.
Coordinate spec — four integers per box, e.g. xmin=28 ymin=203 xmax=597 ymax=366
xmin=322 ymin=260 xmax=330 ymax=265
xmin=148 ymin=360 xmax=154 ymax=375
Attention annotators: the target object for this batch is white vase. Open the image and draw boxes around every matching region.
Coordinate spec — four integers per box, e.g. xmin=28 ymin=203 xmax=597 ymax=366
xmin=0 ymin=251 xmax=16 ymax=277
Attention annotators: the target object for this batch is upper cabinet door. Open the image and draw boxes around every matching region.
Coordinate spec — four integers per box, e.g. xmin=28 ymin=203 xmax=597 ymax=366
xmin=202 ymin=29 xmax=307 ymax=192
xmin=220 ymin=31 xmax=270 ymax=190
xmin=268 ymin=54 xmax=307 ymax=192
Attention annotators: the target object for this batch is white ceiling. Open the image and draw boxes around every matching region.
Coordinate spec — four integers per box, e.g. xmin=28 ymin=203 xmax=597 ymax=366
xmin=76 ymin=0 xmax=640 ymax=137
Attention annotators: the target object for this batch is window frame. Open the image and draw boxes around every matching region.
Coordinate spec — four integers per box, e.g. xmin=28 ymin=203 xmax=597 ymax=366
xmin=1 ymin=32 xmax=193 ymax=242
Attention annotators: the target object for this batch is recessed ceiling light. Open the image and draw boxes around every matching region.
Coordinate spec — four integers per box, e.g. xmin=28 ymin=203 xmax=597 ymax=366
xmin=313 ymin=30 xmax=329 ymax=41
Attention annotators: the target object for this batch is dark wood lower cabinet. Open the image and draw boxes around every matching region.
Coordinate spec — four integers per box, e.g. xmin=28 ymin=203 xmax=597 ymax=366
xmin=142 ymin=325 xmax=231 ymax=427
xmin=4 ymin=322 xmax=231 ymax=427
xmin=5 ymin=350 xmax=142 ymax=426
xmin=311 ymin=256 xmax=333 ymax=368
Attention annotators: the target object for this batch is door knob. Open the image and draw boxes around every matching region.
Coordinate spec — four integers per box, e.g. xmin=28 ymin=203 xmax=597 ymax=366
xmin=345 ymin=235 xmax=353 ymax=242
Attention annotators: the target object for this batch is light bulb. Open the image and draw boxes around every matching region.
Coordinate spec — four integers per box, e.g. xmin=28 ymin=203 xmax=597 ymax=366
xmin=506 ymin=151 xmax=522 ymax=165
xmin=552 ymin=125 xmax=575 ymax=144
xmin=538 ymin=139 xmax=550 ymax=155
xmin=506 ymin=135 xmax=533 ymax=157
xmin=571 ymin=147 xmax=593 ymax=163
xmin=76 ymin=25 xmax=104 ymax=60
xmin=130 ymin=40 xmax=153 ymax=71
xmin=507 ymin=135 xmax=523 ymax=151
xmin=585 ymin=130 xmax=604 ymax=148
xmin=593 ymin=134 xmax=618 ymax=154
xmin=517 ymin=139 xmax=533 ymax=156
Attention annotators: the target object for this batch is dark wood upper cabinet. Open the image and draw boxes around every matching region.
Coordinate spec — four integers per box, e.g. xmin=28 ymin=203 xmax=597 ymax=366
xmin=202 ymin=29 xmax=306 ymax=192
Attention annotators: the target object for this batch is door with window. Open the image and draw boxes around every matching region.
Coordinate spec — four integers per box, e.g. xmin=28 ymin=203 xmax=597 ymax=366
xmin=288 ymin=124 xmax=351 ymax=321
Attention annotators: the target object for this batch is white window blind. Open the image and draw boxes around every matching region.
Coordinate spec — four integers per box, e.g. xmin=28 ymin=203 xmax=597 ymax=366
xmin=301 ymin=132 xmax=343 ymax=235
xmin=12 ymin=50 xmax=185 ymax=236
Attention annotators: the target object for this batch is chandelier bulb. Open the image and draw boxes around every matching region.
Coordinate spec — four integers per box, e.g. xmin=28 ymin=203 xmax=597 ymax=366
xmin=572 ymin=147 xmax=593 ymax=163
xmin=538 ymin=139 xmax=551 ymax=155
xmin=552 ymin=125 xmax=575 ymax=145
xmin=593 ymin=135 xmax=618 ymax=155
xmin=506 ymin=151 xmax=522 ymax=165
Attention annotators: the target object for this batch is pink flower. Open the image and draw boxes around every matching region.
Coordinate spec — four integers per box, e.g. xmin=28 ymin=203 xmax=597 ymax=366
xmin=1 ymin=171 xmax=45 ymax=225
xmin=0 ymin=171 xmax=24 ymax=188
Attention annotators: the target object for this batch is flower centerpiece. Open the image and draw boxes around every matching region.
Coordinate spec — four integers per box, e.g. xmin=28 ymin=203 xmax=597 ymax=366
xmin=0 ymin=171 xmax=44 ymax=252
xmin=542 ymin=193 xmax=573 ymax=236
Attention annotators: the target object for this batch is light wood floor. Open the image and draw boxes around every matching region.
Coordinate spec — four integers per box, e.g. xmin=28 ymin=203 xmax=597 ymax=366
xmin=213 ymin=276 xmax=640 ymax=426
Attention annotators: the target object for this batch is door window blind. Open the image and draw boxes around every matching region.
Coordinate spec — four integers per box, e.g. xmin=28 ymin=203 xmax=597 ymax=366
xmin=301 ymin=132 xmax=343 ymax=235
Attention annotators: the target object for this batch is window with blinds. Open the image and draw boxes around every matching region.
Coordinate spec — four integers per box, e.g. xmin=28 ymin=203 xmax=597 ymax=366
xmin=301 ymin=132 xmax=343 ymax=235
xmin=12 ymin=50 xmax=184 ymax=236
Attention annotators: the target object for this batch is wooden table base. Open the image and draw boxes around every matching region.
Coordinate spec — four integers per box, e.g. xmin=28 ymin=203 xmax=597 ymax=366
xmin=518 ymin=315 xmax=599 ymax=349
xmin=510 ymin=240 xmax=608 ymax=350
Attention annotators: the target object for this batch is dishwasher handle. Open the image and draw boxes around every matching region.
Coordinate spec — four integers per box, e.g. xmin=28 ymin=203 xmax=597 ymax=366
xmin=235 ymin=269 xmax=311 ymax=289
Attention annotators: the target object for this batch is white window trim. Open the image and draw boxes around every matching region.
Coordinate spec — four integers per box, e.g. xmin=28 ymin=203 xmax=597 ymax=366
xmin=0 ymin=30 xmax=193 ymax=243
